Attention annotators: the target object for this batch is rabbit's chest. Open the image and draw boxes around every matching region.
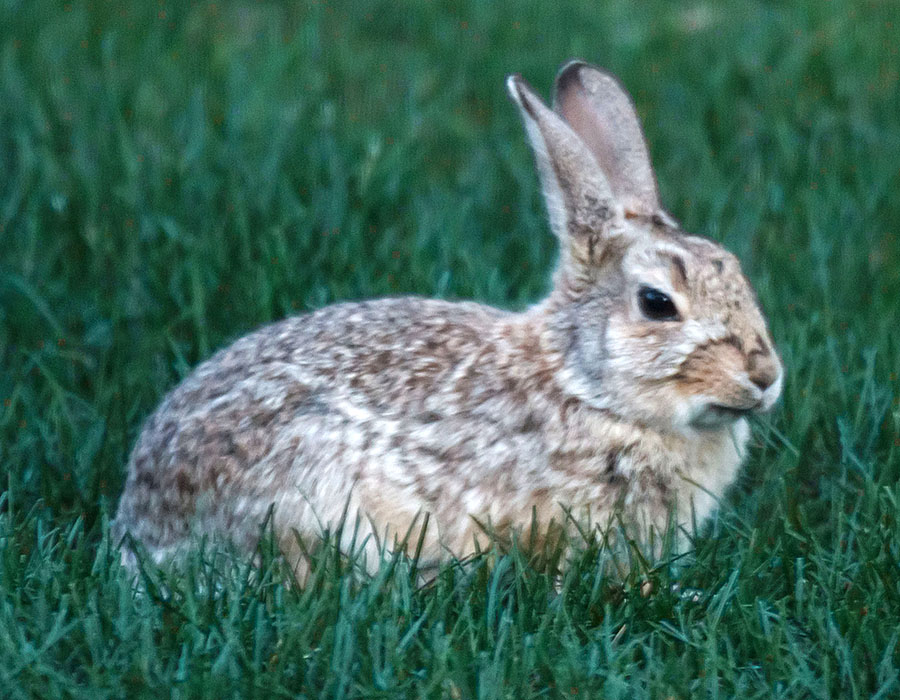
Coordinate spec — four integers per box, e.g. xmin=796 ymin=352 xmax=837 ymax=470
xmin=544 ymin=411 xmax=751 ymax=522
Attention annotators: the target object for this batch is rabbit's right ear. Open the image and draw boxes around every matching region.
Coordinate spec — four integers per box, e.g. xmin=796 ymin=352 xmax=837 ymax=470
xmin=507 ymin=74 xmax=620 ymax=267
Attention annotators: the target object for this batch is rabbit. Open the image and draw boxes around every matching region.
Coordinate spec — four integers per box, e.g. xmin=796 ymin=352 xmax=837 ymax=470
xmin=112 ymin=60 xmax=783 ymax=577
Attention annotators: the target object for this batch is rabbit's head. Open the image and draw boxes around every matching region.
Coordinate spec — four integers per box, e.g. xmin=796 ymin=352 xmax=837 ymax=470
xmin=509 ymin=61 xmax=782 ymax=433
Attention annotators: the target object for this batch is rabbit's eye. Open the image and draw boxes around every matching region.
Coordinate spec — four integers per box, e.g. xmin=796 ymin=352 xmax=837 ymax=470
xmin=638 ymin=286 xmax=679 ymax=321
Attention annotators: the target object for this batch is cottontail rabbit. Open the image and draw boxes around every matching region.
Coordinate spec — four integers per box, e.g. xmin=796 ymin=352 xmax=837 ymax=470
xmin=113 ymin=61 xmax=783 ymax=575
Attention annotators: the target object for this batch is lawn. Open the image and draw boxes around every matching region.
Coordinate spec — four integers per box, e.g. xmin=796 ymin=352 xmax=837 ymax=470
xmin=1 ymin=0 xmax=899 ymax=697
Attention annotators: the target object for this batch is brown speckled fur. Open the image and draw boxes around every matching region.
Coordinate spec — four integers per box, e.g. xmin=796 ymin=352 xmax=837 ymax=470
xmin=113 ymin=61 xmax=783 ymax=574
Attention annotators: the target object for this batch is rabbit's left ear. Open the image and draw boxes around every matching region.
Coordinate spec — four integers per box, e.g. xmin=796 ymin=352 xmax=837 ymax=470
xmin=507 ymin=73 xmax=619 ymax=265
xmin=553 ymin=61 xmax=661 ymax=215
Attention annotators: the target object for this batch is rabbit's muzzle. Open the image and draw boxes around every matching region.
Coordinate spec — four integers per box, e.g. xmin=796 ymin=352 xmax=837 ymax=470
xmin=689 ymin=360 xmax=783 ymax=430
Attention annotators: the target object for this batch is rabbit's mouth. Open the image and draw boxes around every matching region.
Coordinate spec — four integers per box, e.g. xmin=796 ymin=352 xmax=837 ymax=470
xmin=690 ymin=403 xmax=756 ymax=430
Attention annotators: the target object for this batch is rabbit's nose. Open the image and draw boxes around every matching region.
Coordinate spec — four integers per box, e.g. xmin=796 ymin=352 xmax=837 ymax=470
xmin=747 ymin=353 xmax=779 ymax=392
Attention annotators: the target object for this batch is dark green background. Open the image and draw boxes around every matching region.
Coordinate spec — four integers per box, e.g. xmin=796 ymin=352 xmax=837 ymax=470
xmin=1 ymin=1 xmax=899 ymax=697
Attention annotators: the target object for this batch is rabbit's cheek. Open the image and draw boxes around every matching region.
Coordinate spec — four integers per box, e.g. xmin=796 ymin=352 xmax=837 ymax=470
xmin=603 ymin=321 xmax=682 ymax=382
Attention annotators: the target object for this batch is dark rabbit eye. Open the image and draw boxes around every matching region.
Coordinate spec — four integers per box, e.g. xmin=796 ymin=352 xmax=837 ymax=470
xmin=638 ymin=286 xmax=679 ymax=321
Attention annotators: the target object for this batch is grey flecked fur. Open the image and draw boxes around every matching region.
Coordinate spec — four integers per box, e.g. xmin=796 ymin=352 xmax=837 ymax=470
xmin=113 ymin=61 xmax=783 ymax=575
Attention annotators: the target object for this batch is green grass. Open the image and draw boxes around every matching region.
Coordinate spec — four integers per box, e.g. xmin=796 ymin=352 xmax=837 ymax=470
xmin=2 ymin=0 xmax=899 ymax=696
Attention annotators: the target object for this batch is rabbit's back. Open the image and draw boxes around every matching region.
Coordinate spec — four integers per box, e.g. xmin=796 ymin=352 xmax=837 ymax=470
xmin=113 ymin=297 xmax=550 ymax=564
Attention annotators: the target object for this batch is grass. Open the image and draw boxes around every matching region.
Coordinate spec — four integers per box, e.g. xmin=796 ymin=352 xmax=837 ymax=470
xmin=1 ymin=0 xmax=899 ymax=696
